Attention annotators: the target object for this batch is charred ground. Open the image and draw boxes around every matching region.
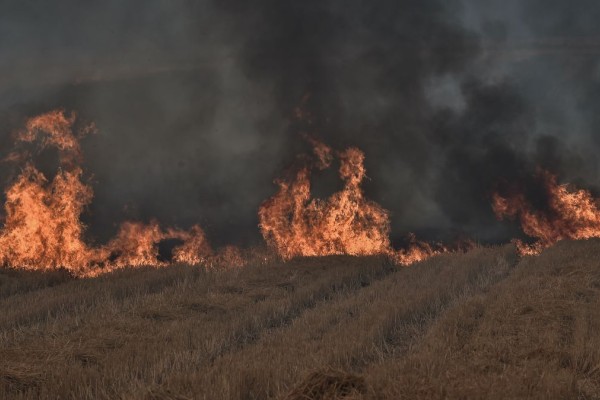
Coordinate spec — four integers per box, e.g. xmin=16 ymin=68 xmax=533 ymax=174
xmin=1 ymin=240 xmax=599 ymax=399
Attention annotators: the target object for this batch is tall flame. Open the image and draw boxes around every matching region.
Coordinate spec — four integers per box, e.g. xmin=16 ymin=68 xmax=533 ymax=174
xmin=0 ymin=110 xmax=457 ymax=276
xmin=0 ymin=110 xmax=234 ymax=276
xmin=259 ymin=138 xmax=447 ymax=265
xmin=0 ymin=164 xmax=101 ymax=274
xmin=492 ymin=170 xmax=600 ymax=255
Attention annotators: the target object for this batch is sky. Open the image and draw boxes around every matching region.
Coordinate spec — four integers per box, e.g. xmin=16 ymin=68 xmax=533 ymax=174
xmin=1 ymin=0 xmax=600 ymax=247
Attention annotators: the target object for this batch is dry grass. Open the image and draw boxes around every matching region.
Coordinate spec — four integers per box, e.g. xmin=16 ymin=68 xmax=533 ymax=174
xmin=363 ymin=239 xmax=600 ymax=399
xmin=284 ymin=368 xmax=370 ymax=400
xmin=1 ymin=240 xmax=598 ymax=399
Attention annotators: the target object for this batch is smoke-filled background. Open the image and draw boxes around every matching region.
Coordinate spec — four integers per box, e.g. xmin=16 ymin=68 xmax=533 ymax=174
xmin=0 ymin=0 xmax=599 ymax=247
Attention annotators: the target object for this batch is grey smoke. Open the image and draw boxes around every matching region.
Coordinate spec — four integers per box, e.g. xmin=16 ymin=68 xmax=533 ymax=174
xmin=0 ymin=0 xmax=599 ymax=247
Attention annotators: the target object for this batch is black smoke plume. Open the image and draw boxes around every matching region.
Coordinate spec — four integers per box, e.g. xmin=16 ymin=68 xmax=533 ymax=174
xmin=1 ymin=0 xmax=600 ymax=247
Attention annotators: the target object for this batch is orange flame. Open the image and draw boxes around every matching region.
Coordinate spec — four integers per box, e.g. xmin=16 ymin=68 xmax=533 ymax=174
xmin=259 ymin=138 xmax=447 ymax=265
xmin=392 ymin=233 xmax=450 ymax=265
xmin=171 ymin=225 xmax=213 ymax=265
xmin=0 ymin=164 xmax=101 ymax=274
xmin=0 ymin=110 xmax=240 ymax=276
xmin=0 ymin=110 xmax=458 ymax=275
xmin=492 ymin=170 xmax=600 ymax=255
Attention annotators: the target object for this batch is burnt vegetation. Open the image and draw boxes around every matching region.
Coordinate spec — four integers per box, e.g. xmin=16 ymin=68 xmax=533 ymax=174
xmin=2 ymin=241 xmax=600 ymax=399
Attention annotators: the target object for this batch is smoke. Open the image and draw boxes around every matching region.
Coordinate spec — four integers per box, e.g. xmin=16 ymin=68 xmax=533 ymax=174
xmin=1 ymin=0 xmax=600 ymax=247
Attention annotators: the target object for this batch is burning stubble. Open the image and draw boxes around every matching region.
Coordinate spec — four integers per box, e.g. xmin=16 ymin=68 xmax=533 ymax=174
xmin=493 ymin=169 xmax=600 ymax=255
xmin=0 ymin=111 xmax=231 ymax=276
xmin=0 ymin=110 xmax=464 ymax=276
xmin=3 ymin=108 xmax=600 ymax=276
xmin=258 ymin=138 xmax=452 ymax=264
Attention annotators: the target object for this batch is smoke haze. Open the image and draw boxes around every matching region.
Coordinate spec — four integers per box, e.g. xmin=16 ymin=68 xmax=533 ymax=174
xmin=1 ymin=0 xmax=599 ymax=247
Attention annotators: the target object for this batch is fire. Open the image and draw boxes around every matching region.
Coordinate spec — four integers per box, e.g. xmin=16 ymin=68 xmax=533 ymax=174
xmin=171 ymin=225 xmax=213 ymax=265
xmin=0 ymin=110 xmax=102 ymax=274
xmin=0 ymin=110 xmax=454 ymax=276
xmin=0 ymin=110 xmax=235 ymax=276
xmin=393 ymin=233 xmax=450 ymax=265
xmin=103 ymin=222 xmax=213 ymax=269
xmin=492 ymin=170 xmax=600 ymax=255
xmin=18 ymin=111 xmax=79 ymax=155
xmin=259 ymin=138 xmax=446 ymax=265
xmin=0 ymin=163 xmax=101 ymax=274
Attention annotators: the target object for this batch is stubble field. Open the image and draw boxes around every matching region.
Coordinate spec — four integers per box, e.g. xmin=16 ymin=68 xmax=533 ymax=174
xmin=1 ymin=240 xmax=600 ymax=399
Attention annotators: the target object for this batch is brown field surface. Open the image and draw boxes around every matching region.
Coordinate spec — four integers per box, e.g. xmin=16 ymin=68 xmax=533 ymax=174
xmin=1 ymin=240 xmax=599 ymax=399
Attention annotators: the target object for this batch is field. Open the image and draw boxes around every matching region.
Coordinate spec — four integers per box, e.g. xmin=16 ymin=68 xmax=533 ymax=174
xmin=1 ymin=240 xmax=600 ymax=399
